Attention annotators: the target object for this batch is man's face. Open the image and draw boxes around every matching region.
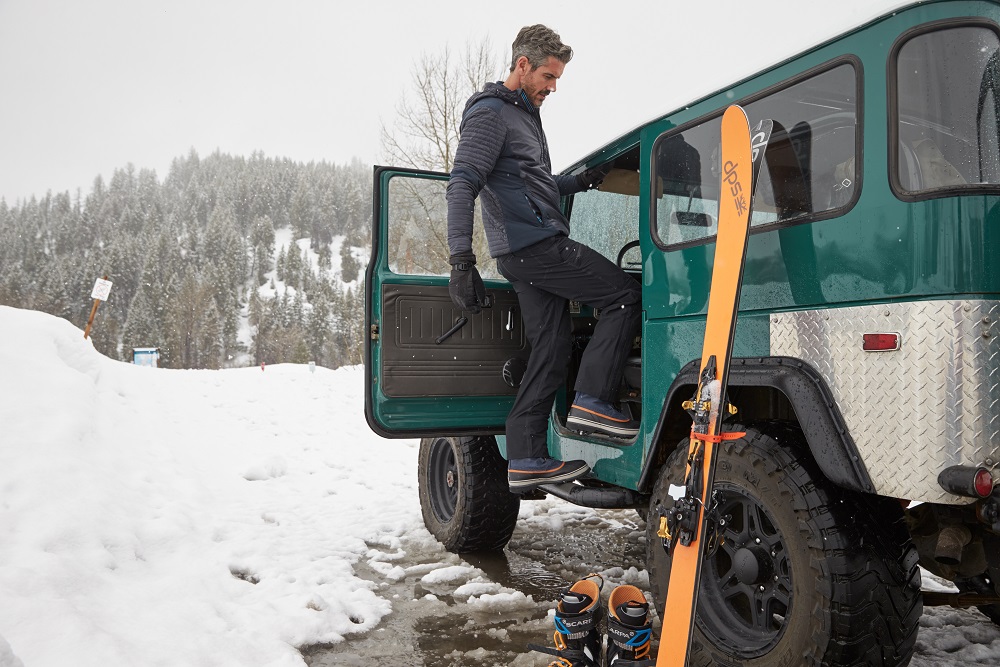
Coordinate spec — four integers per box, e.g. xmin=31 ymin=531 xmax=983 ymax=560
xmin=519 ymin=56 xmax=565 ymax=107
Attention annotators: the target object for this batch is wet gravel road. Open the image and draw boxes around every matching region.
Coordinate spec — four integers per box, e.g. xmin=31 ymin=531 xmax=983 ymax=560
xmin=302 ymin=499 xmax=647 ymax=666
xmin=301 ymin=498 xmax=1000 ymax=666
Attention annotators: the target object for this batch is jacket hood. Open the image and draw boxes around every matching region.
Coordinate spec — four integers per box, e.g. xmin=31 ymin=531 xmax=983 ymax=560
xmin=463 ymin=81 xmax=522 ymax=116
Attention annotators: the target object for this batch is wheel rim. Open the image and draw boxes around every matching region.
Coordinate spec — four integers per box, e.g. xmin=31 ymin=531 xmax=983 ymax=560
xmin=696 ymin=485 xmax=792 ymax=657
xmin=427 ymin=438 xmax=459 ymax=524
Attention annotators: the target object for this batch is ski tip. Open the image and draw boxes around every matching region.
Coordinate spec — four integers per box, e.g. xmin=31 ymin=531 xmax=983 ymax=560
xmin=722 ymin=104 xmax=749 ymax=128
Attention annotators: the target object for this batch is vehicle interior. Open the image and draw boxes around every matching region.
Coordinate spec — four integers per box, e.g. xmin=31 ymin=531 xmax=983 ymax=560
xmin=558 ymin=145 xmax=644 ymax=443
xmin=556 ymin=63 xmax=863 ymax=444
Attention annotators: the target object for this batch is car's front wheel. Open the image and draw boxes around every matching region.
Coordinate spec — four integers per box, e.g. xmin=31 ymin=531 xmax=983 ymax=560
xmin=646 ymin=424 xmax=922 ymax=666
xmin=418 ymin=436 xmax=520 ymax=553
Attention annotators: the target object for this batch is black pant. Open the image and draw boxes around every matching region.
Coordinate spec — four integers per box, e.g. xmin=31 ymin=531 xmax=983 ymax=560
xmin=496 ymin=235 xmax=641 ymax=460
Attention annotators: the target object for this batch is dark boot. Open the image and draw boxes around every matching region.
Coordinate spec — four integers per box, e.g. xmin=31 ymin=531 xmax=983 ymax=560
xmin=528 ymin=574 xmax=604 ymax=666
xmin=568 ymin=392 xmax=639 ymax=438
xmin=605 ymin=584 xmax=654 ymax=666
xmin=508 ymin=456 xmax=590 ymax=490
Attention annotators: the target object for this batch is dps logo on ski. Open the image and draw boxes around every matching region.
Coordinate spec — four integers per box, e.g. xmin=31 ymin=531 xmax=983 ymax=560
xmin=723 ymin=160 xmax=747 ymax=216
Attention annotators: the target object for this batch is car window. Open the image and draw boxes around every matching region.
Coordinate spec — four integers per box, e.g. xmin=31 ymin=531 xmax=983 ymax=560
xmin=894 ymin=24 xmax=1000 ymax=194
xmin=386 ymin=175 xmax=497 ymax=278
xmin=569 ymin=173 xmax=641 ymax=267
xmin=653 ymin=62 xmax=859 ymax=248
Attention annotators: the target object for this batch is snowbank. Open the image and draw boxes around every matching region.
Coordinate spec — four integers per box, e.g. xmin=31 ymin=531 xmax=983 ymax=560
xmin=0 ymin=306 xmax=424 ymax=666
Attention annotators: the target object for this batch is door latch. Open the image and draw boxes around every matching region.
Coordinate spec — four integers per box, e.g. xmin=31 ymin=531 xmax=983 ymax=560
xmin=436 ymin=317 xmax=468 ymax=344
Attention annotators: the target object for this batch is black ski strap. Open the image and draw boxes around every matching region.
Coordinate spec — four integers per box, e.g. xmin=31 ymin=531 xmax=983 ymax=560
xmin=526 ymin=642 xmax=587 ymax=661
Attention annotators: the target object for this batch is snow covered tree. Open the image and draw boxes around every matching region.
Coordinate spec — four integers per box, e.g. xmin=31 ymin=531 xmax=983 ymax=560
xmin=305 ymin=285 xmax=332 ymax=365
xmin=250 ymin=214 xmax=276 ymax=284
xmin=121 ymin=285 xmax=159 ymax=361
xmin=248 ymin=290 xmax=273 ymax=365
xmin=285 ymin=244 xmax=303 ymax=290
xmin=163 ymin=268 xmax=223 ymax=369
xmin=340 ymin=241 xmax=359 ymax=283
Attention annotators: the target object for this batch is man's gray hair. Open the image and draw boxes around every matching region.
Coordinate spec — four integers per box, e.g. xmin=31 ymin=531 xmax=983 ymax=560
xmin=509 ymin=24 xmax=573 ymax=72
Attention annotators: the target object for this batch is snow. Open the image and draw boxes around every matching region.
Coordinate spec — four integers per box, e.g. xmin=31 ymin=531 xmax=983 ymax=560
xmin=1 ymin=304 xmax=999 ymax=666
xmin=0 ymin=305 xmax=424 ymax=666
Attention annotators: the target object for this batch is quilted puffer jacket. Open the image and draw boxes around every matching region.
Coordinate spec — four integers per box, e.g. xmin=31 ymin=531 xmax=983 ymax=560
xmin=446 ymin=82 xmax=585 ymax=260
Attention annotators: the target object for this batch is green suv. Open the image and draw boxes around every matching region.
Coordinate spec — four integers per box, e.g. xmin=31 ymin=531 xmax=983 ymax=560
xmin=366 ymin=3 xmax=1000 ymax=665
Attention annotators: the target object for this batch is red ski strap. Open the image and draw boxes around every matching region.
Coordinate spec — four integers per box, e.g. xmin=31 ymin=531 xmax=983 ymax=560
xmin=690 ymin=431 xmax=746 ymax=444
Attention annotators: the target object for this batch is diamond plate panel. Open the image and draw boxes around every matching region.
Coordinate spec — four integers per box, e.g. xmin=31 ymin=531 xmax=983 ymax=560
xmin=770 ymin=300 xmax=1000 ymax=504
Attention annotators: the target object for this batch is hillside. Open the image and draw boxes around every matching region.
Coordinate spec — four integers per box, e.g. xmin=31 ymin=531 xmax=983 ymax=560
xmin=0 ymin=151 xmax=370 ymax=371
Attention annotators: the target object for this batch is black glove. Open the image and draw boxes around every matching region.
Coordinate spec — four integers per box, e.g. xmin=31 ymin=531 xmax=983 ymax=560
xmin=577 ymin=163 xmax=613 ymax=190
xmin=448 ymin=255 xmax=487 ymax=314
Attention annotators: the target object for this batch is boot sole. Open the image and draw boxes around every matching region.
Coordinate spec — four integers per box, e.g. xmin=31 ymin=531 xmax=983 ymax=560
xmin=567 ymin=414 xmax=639 ymax=438
xmin=508 ymin=464 xmax=590 ymax=489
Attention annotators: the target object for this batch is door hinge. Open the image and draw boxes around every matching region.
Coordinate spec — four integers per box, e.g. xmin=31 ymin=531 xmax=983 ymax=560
xmin=370 ymin=324 xmax=380 ymax=341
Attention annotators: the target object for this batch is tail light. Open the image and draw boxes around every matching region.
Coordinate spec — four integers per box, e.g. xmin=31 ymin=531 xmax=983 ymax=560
xmin=938 ymin=465 xmax=995 ymax=499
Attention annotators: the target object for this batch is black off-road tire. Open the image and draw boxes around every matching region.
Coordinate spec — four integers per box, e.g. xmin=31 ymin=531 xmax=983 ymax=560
xmin=645 ymin=424 xmax=922 ymax=666
xmin=418 ymin=436 xmax=520 ymax=553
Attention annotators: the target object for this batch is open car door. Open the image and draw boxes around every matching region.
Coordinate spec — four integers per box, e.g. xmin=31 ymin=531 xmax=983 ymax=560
xmin=364 ymin=167 xmax=528 ymax=438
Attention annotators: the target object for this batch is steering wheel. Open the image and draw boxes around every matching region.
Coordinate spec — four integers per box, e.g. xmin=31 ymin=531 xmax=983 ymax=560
xmin=616 ymin=240 xmax=641 ymax=270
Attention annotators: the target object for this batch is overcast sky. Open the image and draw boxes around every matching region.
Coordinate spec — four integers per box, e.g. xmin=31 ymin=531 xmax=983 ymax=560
xmin=0 ymin=0 xmax=910 ymax=204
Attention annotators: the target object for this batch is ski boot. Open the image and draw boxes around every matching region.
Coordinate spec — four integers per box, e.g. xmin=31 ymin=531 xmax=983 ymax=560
xmin=605 ymin=584 xmax=654 ymax=666
xmin=528 ymin=574 xmax=603 ymax=666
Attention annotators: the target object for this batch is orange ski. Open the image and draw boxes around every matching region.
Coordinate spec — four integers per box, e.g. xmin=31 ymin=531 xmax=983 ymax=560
xmin=654 ymin=106 xmax=771 ymax=666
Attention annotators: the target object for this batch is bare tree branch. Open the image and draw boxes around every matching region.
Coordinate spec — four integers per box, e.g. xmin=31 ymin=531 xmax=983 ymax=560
xmin=379 ymin=37 xmax=503 ymax=173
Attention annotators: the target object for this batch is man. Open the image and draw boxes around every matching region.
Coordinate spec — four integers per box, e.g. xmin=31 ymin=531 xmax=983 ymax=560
xmin=446 ymin=24 xmax=641 ymax=490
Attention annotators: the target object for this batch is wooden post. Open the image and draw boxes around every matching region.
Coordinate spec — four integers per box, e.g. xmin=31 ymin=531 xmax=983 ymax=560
xmin=83 ymin=299 xmax=101 ymax=339
xmin=84 ymin=275 xmax=111 ymax=340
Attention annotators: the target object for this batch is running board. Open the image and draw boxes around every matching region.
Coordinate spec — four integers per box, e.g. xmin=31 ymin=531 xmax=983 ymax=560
xmin=537 ymin=482 xmax=649 ymax=509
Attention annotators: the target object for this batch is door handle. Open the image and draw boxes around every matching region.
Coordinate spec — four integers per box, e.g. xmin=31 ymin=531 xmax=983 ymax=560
xmin=436 ymin=317 xmax=468 ymax=345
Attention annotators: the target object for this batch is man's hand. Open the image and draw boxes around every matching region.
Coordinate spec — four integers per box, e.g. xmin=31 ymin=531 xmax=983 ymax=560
xmin=577 ymin=163 xmax=613 ymax=190
xmin=449 ymin=256 xmax=487 ymax=314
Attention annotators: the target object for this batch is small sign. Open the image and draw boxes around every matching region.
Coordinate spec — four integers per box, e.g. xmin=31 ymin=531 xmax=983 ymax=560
xmin=91 ymin=278 xmax=113 ymax=301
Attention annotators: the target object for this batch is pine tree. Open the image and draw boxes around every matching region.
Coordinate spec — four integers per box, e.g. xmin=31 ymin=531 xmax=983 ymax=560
xmin=275 ymin=245 xmax=287 ymax=283
xmin=331 ymin=283 xmax=365 ymax=366
xmin=248 ymin=290 xmax=273 ymax=365
xmin=285 ymin=244 xmax=303 ymax=290
xmin=306 ymin=282 xmax=334 ymax=366
xmin=121 ymin=286 xmax=159 ymax=361
xmin=291 ymin=336 xmax=311 ymax=364
xmin=290 ymin=289 xmax=305 ymax=328
xmin=289 ymin=177 xmax=315 ymax=241
xmin=164 ymin=268 xmax=223 ymax=369
xmin=250 ymin=215 xmax=276 ymax=284
xmin=340 ymin=240 xmax=360 ymax=283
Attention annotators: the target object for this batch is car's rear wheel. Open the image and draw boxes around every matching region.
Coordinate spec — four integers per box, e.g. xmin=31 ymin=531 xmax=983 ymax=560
xmin=418 ymin=436 xmax=520 ymax=553
xmin=646 ymin=424 xmax=922 ymax=666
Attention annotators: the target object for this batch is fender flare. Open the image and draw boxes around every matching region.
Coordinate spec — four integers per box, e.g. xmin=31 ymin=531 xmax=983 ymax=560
xmin=639 ymin=356 xmax=875 ymax=494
